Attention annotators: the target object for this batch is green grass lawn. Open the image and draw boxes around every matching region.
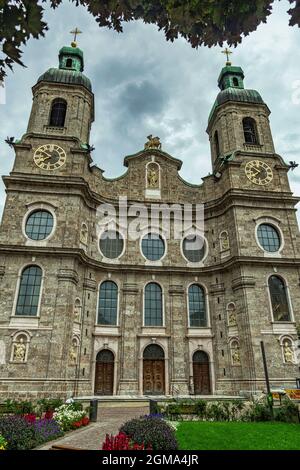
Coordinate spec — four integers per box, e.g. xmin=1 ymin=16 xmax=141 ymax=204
xmin=176 ymin=421 xmax=300 ymax=450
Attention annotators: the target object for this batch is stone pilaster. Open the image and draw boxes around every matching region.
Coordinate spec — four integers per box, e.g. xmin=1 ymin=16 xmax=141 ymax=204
xmin=169 ymin=285 xmax=189 ymax=395
xmin=118 ymin=282 xmax=139 ymax=395
xmin=45 ymin=268 xmax=78 ymax=384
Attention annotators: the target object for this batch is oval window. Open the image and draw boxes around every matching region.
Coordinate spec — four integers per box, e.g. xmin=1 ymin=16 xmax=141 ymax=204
xmin=141 ymin=233 xmax=165 ymax=261
xmin=183 ymin=234 xmax=205 ymax=263
xmin=100 ymin=230 xmax=124 ymax=259
xmin=25 ymin=210 xmax=54 ymax=240
xmin=257 ymin=224 xmax=281 ymax=252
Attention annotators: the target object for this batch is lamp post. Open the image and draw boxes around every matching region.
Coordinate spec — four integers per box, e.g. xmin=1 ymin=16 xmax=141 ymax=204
xmin=260 ymin=341 xmax=273 ymax=417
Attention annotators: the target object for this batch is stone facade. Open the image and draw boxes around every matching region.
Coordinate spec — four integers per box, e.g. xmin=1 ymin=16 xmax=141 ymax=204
xmin=0 ymin=46 xmax=299 ymax=400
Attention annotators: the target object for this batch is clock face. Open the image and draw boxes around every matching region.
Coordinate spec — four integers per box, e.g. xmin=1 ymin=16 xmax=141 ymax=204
xmin=245 ymin=160 xmax=273 ymax=186
xmin=34 ymin=144 xmax=66 ymax=170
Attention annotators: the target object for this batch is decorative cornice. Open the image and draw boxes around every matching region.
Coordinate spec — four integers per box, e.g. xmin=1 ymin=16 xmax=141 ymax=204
xmin=83 ymin=278 xmax=97 ymax=291
xmin=232 ymin=276 xmax=256 ymax=291
xmin=0 ymin=245 xmax=300 ymax=275
xmin=209 ymin=283 xmax=225 ymax=295
xmin=169 ymin=285 xmax=185 ymax=296
xmin=57 ymin=269 xmax=78 ymax=285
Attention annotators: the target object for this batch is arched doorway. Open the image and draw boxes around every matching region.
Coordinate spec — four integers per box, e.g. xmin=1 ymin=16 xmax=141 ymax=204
xmin=193 ymin=351 xmax=211 ymax=395
xmin=143 ymin=344 xmax=165 ymax=395
xmin=94 ymin=349 xmax=114 ymax=395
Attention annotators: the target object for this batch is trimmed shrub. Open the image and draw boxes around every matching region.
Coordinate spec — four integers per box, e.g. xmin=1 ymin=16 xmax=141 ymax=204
xmin=37 ymin=398 xmax=64 ymax=413
xmin=195 ymin=399 xmax=207 ymax=418
xmin=273 ymin=399 xmax=299 ymax=423
xmin=243 ymin=402 xmax=272 ymax=422
xmin=120 ymin=416 xmax=178 ymax=450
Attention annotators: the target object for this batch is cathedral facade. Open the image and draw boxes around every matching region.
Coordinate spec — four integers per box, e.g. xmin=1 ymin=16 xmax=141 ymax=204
xmin=0 ymin=43 xmax=299 ymax=400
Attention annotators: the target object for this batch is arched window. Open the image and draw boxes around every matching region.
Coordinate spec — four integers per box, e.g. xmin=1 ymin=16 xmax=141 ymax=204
xmin=74 ymin=298 xmax=82 ymax=322
xmin=96 ymin=349 xmax=114 ymax=363
xmin=188 ymin=284 xmax=207 ymax=327
xmin=143 ymin=344 xmax=164 ymax=360
xmin=232 ymin=77 xmax=239 ymax=87
xmin=97 ymin=281 xmax=118 ymax=325
xmin=214 ymin=130 xmax=220 ymax=158
xmin=16 ymin=266 xmax=42 ymax=316
xmin=49 ymin=99 xmax=67 ymax=127
xmin=268 ymin=276 xmax=291 ymax=322
xmin=66 ymin=58 xmax=73 ymax=68
xmin=243 ymin=117 xmax=258 ymax=144
xmin=144 ymin=283 xmax=163 ymax=326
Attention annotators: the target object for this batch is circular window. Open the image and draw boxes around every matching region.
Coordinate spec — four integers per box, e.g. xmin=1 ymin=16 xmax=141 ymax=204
xmin=25 ymin=210 xmax=54 ymax=240
xmin=183 ymin=234 xmax=205 ymax=263
xmin=141 ymin=233 xmax=165 ymax=261
xmin=100 ymin=230 xmax=124 ymax=259
xmin=257 ymin=224 xmax=281 ymax=252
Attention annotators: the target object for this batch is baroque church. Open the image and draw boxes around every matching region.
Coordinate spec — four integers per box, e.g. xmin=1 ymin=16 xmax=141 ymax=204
xmin=0 ymin=39 xmax=299 ymax=400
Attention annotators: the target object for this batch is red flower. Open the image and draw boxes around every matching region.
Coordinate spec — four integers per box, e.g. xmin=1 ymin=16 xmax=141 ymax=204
xmin=44 ymin=410 xmax=54 ymax=420
xmin=82 ymin=416 xmax=89 ymax=426
xmin=72 ymin=420 xmax=83 ymax=429
xmin=23 ymin=414 xmax=36 ymax=424
xmin=101 ymin=432 xmax=150 ymax=450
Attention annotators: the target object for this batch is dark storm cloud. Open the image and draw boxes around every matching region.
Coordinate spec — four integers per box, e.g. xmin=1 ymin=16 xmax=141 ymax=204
xmin=119 ymin=80 xmax=167 ymax=116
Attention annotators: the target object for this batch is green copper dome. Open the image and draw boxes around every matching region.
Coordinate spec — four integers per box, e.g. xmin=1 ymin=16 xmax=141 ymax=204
xmin=38 ymin=68 xmax=92 ymax=91
xmin=208 ymin=64 xmax=265 ymax=124
xmin=37 ymin=44 xmax=92 ymax=92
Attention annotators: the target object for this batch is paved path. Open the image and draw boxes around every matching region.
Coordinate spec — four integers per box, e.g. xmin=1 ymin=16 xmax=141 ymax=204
xmin=37 ymin=406 xmax=149 ymax=450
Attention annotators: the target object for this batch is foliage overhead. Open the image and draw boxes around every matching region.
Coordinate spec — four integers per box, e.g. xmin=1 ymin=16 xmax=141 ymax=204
xmin=0 ymin=0 xmax=300 ymax=80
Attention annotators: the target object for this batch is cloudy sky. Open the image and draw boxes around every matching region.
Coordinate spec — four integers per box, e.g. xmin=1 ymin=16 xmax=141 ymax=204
xmin=0 ymin=0 xmax=300 ymax=220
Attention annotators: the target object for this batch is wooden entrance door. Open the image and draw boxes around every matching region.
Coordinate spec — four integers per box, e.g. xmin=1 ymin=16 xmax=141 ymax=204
xmin=193 ymin=351 xmax=211 ymax=395
xmin=94 ymin=350 xmax=114 ymax=396
xmin=143 ymin=345 xmax=165 ymax=395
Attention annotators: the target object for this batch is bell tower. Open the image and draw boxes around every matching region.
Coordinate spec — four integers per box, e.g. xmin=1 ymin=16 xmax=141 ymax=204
xmin=26 ymin=40 xmax=94 ymax=145
xmin=207 ymin=51 xmax=275 ymax=170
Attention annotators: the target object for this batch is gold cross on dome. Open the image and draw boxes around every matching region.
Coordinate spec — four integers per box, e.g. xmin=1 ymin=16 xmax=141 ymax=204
xmin=70 ymin=27 xmax=82 ymax=44
xmin=222 ymin=47 xmax=233 ymax=65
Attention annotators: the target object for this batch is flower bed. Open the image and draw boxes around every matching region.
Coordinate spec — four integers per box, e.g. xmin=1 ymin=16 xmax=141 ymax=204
xmin=0 ymin=415 xmax=63 ymax=450
xmin=0 ymin=400 xmax=89 ymax=450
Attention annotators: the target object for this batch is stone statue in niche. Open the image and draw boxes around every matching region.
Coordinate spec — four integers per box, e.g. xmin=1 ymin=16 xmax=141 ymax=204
xmin=232 ymin=342 xmax=241 ymax=365
xmin=220 ymin=231 xmax=230 ymax=251
xmin=80 ymin=224 xmax=88 ymax=245
xmin=69 ymin=339 xmax=78 ymax=364
xmin=283 ymin=341 xmax=294 ymax=363
xmin=228 ymin=304 xmax=237 ymax=326
xmin=147 ymin=164 xmax=159 ymax=189
xmin=13 ymin=337 xmax=26 ymax=362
